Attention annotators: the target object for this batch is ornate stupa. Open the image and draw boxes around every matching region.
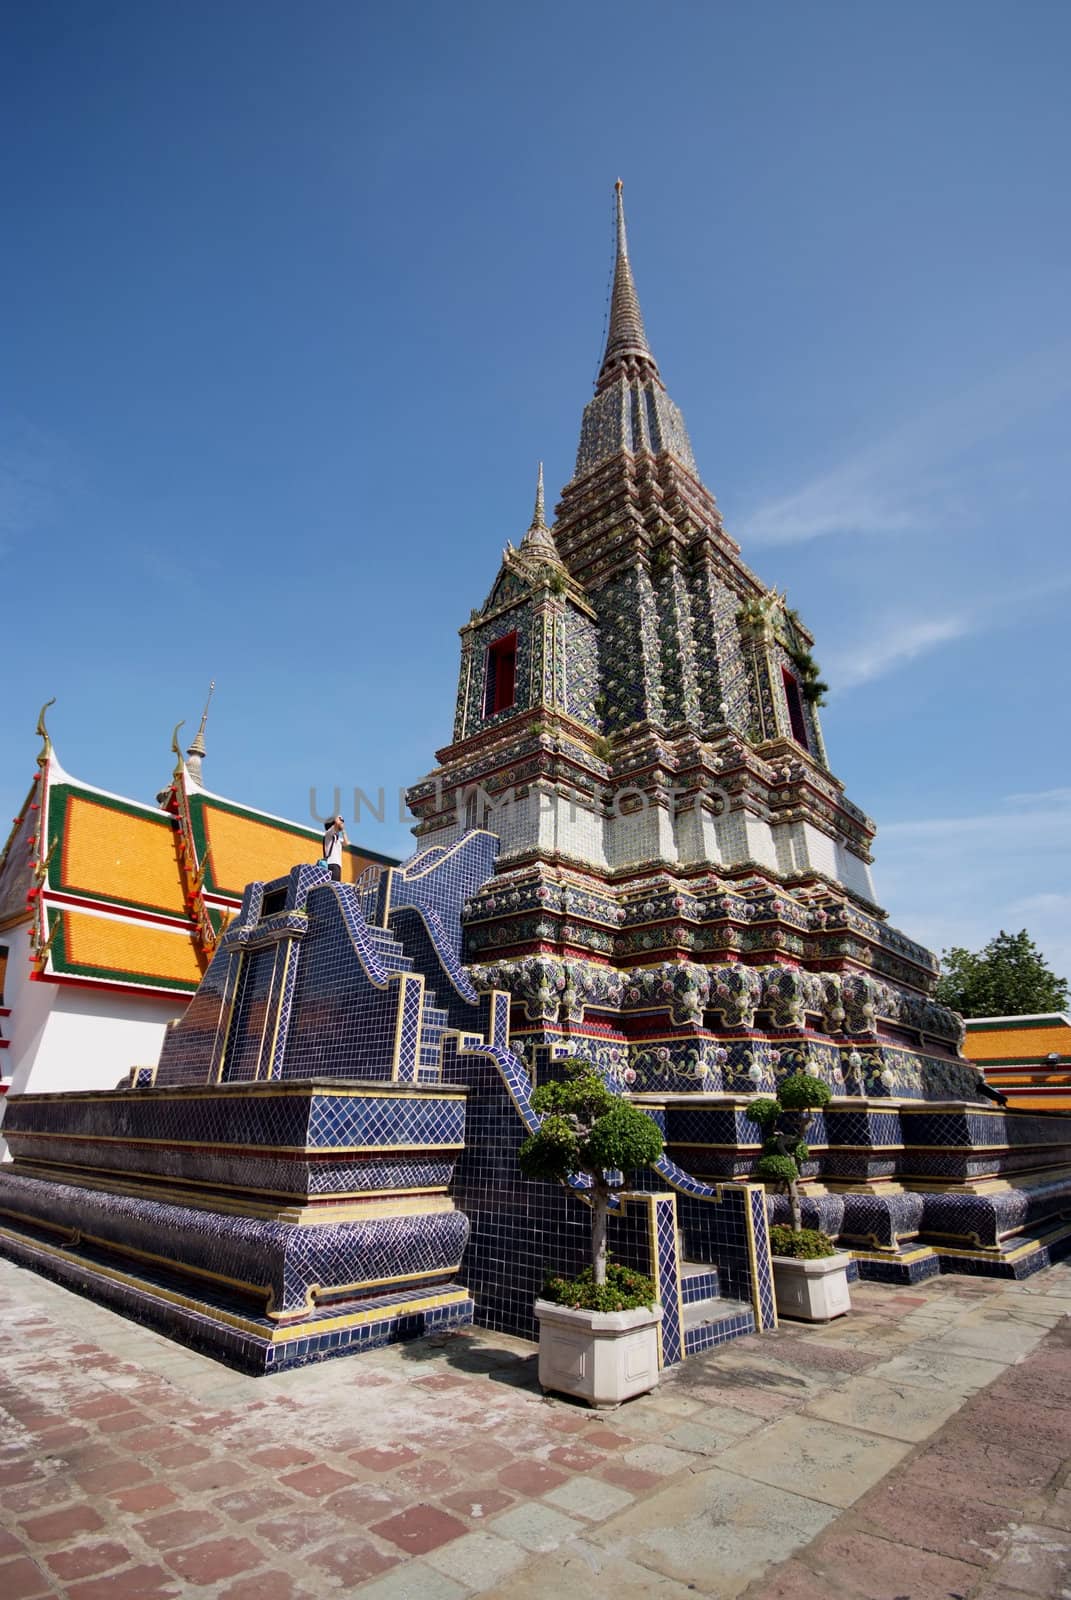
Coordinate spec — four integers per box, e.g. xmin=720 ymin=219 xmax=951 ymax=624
xmin=409 ymin=181 xmax=970 ymax=1112
xmin=0 ymin=187 xmax=1066 ymax=1382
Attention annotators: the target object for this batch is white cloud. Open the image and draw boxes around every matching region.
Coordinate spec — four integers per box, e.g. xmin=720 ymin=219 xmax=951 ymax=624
xmin=825 ymin=613 xmax=971 ymax=690
xmin=738 ymin=341 xmax=1071 ymax=546
xmin=876 ymin=791 xmax=1071 ymax=983
xmin=823 ymin=572 xmax=1071 ymax=694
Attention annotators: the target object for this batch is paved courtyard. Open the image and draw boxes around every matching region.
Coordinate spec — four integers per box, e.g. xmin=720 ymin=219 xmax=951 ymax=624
xmin=0 ymin=1257 xmax=1068 ymax=1599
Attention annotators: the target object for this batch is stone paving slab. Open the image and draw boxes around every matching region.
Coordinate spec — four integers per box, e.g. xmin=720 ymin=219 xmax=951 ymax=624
xmin=0 ymin=1258 xmax=1067 ymax=1598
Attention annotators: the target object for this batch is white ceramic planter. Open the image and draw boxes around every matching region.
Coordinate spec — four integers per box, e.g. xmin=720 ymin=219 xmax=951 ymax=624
xmin=771 ymin=1251 xmax=852 ymax=1321
xmin=534 ymin=1298 xmax=662 ymax=1407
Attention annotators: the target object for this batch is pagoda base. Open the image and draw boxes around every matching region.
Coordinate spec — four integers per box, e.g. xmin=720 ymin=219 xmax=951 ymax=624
xmin=0 ymin=1217 xmax=473 ymax=1373
xmin=851 ymin=1220 xmax=1071 ymax=1284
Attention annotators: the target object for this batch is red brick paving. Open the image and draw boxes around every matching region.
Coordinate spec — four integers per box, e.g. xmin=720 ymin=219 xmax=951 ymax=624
xmin=454 ymin=1439 xmax=514 ymax=1471
xmin=214 ymin=1485 xmax=297 ymax=1522
xmin=0 ymin=1261 xmax=1067 ymax=1600
xmin=19 ymin=1505 xmax=105 ymax=1543
xmin=794 ymin=1526 xmax=987 ymax=1600
xmin=152 ymin=1441 xmax=213 ymax=1469
xmin=0 ymin=1555 xmax=53 ymax=1599
xmin=247 ymin=1445 xmax=315 ymax=1470
xmin=745 ymin=1316 xmax=1071 ymax=1600
xmin=441 ymin=1486 xmax=515 ymax=1517
xmin=254 ymin=1508 xmax=348 ymax=1554
xmin=369 ymin=1503 xmax=470 ymax=1555
xmin=395 ymin=1455 xmax=462 ymax=1492
xmin=64 ymin=1563 xmax=182 ymax=1600
xmin=277 ymin=1461 xmax=357 ymax=1497
xmin=46 ymin=1539 xmax=137 ymax=1582
xmin=71 ymin=1459 xmax=144 ymax=1494
xmin=164 ymin=1534 xmax=266 ymax=1586
xmin=497 ymin=1458 xmax=569 ymax=1494
xmin=135 ymin=1506 xmax=224 ymax=1550
xmin=597 ymin=1461 xmax=663 ymax=1492
xmin=218 ymin=1573 xmax=316 ymax=1600
xmin=174 ymin=1458 xmax=252 ymax=1492
xmin=323 ymin=1482 xmax=411 ymax=1525
xmin=546 ymin=1442 xmax=606 ymax=1470
xmin=349 ymin=1442 xmax=420 ymax=1472
xmin=304 ymin=1535 xmax=400 ymax=1583
xmin=108 ymin=1483 xmax=178 ymax=1513
xmin=0 ymin=1525 xmax=24 ymax=1558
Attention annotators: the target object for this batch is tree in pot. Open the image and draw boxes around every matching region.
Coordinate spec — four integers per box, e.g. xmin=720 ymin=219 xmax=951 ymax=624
xmin=746 ymin=1071 xmax=851 ymax=1321
xmin=519 ymin=1059 xmax=666 ymax=1404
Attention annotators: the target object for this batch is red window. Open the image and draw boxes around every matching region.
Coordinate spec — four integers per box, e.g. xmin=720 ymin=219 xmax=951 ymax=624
xmin=486 ymin=632 xmax=517 ymax=715
xmin=782 ymin=668 xmax=809 ymax=750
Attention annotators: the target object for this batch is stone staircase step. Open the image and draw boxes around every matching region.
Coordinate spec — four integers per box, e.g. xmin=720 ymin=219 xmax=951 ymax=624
xmin=680 ymin=1261 xmax=720 ymax=1304
xmin=682 ymin=1297 xmax=756 ymax=1356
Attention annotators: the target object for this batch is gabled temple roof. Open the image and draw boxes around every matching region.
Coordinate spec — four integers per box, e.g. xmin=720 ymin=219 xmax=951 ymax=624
xmin=963 ymin=1013 xmax=1071 ymax=1111
xmin=0 ymin=786 xmax=38 ymax=933
xmin=180 ymin=778 xmax=396 ymax=901
xmin=963 ymin=1013 xmax=1071 ymax=1062
xmin=0 ymin=711 xmax=397 ymax=999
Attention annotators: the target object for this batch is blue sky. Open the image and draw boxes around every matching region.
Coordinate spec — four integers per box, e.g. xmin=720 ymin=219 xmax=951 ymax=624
xmin=4 ymin=1 xmax=1069 ymax=983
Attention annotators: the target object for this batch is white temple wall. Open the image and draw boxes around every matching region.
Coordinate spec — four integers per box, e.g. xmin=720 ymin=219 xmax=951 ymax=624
xmin=422 ymin=777 xmax=877 ymax=901
xmin=741 ymin=811 xmax=781 ymax=872
xmin=1 ymin=973 xmax=181 ymax=1157
xmin=605 ymin=800 xmax=673 ymax=870
xmin=674 ymin=803 xmax=721 ymax=866
xmin=835 ymin=840 xmax=877 ymax=902
xmin=0 ymin=933 xmax=54 ymax=1104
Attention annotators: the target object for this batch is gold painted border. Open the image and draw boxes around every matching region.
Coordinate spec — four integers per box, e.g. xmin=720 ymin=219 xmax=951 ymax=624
xmin=0 ymin=1224 xmax=471 ymax=1343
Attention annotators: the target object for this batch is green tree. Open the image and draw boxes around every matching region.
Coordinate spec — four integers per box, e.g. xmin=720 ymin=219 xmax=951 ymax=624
xmin=518 ymin=1059 xmax=663 ymax=1287
xmin=935 ymin=929 xmax=1069 ymax=1018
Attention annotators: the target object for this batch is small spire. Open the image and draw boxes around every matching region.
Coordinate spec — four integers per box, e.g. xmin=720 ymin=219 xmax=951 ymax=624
xmin=597 ymin=180 xmax=661 ymax=391
xmin=185 ymin=681 xmax=215 ymax=784
xmin=533 ymin=461 xmax=546 ymax=529
xmin=520 ymin=461 xmax=560 ymax=559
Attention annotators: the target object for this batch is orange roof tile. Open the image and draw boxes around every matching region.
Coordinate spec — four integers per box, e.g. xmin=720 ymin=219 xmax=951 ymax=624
xmin=991 ymin=1091 xmax=1071 ymax=1112
xmin=198 ymin=799 xmax=380 ymax=898
xmin=58 ymin=793 xmax=187 ymax=917
xmin=964 ymin=1023 xmax=1071 ymax=1063
xmin=58 ymin=909 xmax=203 ymax=991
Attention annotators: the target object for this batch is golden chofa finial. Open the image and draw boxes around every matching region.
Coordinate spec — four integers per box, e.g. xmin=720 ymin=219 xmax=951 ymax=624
xmin=170 ymin=719 xmax=186 ymax=783
xmin=35 ymin=698 xmax=57 ymax=768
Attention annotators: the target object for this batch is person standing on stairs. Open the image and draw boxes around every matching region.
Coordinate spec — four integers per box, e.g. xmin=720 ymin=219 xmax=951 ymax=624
xmin=322 ymin=815 xmax=347 ymax=882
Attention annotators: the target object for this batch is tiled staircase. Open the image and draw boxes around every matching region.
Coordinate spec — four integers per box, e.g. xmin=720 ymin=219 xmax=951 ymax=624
xmin=680 ymin=1259 xmax=757 ymax=1354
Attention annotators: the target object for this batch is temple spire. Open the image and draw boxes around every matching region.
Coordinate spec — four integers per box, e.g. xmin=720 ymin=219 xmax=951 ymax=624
xmin=519 ymin=461 xmax=560 ymax=559
xmin=185 ymin=680 xmax=215 ymax=785
xmin=533 ymin=461 xmax=545 ymax=529
xmin=596 ymin=180 xmax=661 ymax=391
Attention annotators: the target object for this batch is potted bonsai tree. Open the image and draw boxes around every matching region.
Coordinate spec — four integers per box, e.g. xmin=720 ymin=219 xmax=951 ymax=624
xmin=519 ymin=1058 xmax=665 ymax=1406
xmin=746 ymin=1071 xmax=851 ymax=1321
